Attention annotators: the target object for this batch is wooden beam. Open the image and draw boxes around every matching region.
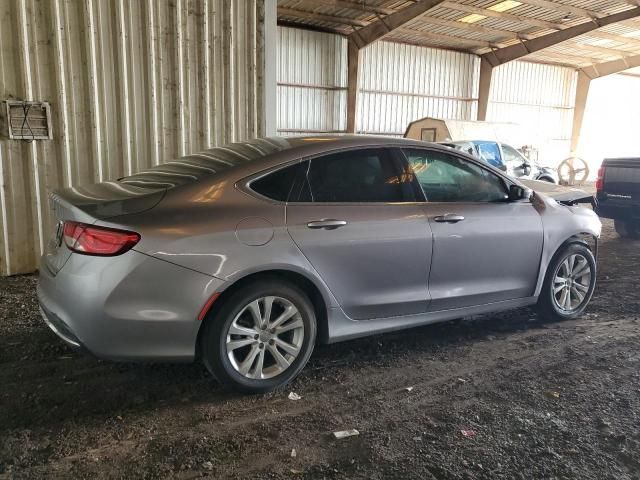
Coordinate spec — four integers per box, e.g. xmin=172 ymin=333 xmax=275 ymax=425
xmin=570 ymin=71 xmax=591 ymax=153
xmin=481 ymin=7 xmax=640 ymax=66
xmin=581 ymin=52 xmax=640 ymax=77
xmin=346 ymin=39 xmax=359 ymax=133
xmin=348 ymin=0 xmax=446 ymax=48
xmin=477 ymin=57 xmax=493 ymax=121
xmin=278 ymin=7 xmax=369 ymax=27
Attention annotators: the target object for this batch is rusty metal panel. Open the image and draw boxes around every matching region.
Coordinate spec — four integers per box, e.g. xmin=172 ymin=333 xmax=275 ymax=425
xmin=487 ymin=60 xmax=577 ymax=166
xmin=358 ymin=41 xmax=480 ymax=135
xmin=0 ymin=0 xmax=268 ymax=276
xmin=277 ymin=26 xmax=347 ymax=134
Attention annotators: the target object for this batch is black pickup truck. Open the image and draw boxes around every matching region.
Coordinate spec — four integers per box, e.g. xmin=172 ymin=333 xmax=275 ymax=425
xmin=596 ymin=158 xmax=640 ymax=238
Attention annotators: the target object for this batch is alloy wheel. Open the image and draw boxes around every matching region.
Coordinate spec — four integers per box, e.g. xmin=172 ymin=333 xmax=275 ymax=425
xmin=225 ymin=296 xmax=305 ymax=380
xmin=552 ymin=253 xmax=592 ymax=313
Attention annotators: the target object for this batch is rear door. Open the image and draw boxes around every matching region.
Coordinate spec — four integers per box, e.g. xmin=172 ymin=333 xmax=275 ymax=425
xmin=400 ymin=148 xmax=544 ymax=311
xmin=286 ymin=148 xmax=432 ymax=320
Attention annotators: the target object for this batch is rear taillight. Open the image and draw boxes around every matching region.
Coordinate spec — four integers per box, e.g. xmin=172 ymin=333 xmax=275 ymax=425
xmin=63 ymin=222 xmax=140 ymax=256
xmin=595 ymin=165 xmax=605 ymax=193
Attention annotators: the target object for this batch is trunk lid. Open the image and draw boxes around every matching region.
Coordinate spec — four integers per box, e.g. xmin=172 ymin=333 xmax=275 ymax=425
xmin=42 ymin=139 xmax=285 ymax=274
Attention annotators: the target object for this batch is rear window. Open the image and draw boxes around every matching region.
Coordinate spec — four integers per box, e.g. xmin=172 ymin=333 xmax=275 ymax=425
xmin=118 ymin=138 xmax=287 ymax=189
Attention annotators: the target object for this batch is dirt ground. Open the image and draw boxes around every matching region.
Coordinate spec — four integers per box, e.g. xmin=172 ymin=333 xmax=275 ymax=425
xmin=1 ymin=218 xmax=640 ymax=479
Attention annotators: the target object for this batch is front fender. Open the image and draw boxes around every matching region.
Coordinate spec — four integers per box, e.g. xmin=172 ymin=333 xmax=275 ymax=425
xmin=533 ymin=194 xmax=601 ymax=297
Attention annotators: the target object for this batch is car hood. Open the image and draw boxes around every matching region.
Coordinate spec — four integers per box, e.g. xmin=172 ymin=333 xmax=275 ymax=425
xmin=519 ymin=179 xmax=594 ymax=205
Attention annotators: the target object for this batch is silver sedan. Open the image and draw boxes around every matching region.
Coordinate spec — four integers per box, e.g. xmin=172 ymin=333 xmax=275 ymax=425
xmin=38 ymin=136 xmax=601 ymax=393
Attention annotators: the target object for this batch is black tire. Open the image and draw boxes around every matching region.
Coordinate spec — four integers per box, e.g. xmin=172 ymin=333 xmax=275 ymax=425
xmin=537 ymin=243 xmax=596 ymax=321
xmin=614 ymin=219 xmax=639 ymax=239
xmin=200 ymin=278 xmax=317 ymax=394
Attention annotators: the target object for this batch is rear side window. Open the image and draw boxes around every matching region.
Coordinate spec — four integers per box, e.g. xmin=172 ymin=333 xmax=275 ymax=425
xmin=294 ymin=148 xmax=408 ymax=203
xmin=251 ymin=162 xmax=305 ymax=201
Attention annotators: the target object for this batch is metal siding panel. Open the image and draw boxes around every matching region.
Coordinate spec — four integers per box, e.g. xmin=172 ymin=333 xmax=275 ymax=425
xmin=276 ymin=26 xmax=347 ymax=134
xmin=357 ymin=41 xmax=480 ymax=135
xmin=487 ymin=60 xmax=577 ymax=167
xmin=0 ymin=0 xmax=266 ymax=275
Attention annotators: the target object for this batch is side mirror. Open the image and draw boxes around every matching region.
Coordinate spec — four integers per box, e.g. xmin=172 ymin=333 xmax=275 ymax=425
xmin=522 ymin=162 xmax=532 ymax=176
xmin=509 ymin=184 xmax=532 ymax=201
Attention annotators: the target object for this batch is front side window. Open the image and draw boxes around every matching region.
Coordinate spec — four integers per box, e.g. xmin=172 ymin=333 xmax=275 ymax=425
xmin=402 ymin=149 xmax=509 ymax=203
xmin=294 ymin=149 xmax=408 ymax=203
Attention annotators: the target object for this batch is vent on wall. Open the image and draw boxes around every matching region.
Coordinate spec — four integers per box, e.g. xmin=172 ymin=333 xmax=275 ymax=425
xmin=4 ymin=101 xmax=52 ymax=140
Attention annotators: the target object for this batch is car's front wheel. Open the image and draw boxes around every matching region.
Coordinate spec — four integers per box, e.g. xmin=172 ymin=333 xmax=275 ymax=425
xmin=537 ymin=243 xmax=596 ymax=321
xmin=200 ymin=278 xmax=317 ymax=393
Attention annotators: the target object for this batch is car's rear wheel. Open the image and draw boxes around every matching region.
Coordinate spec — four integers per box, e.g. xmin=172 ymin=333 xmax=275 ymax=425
xmin=614 ymin=219 xmax=640 ymax=239
xmin=200 ymin=279 xmax=316 ymax=393
xmin=537 ymin=243 xmax=596 ymax=321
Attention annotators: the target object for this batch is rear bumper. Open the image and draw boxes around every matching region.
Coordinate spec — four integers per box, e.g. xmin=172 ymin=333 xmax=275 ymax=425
xmin=39 ymin=304 xmax=83 ymax=349
xmin=38 ymin=249 xmax=225 ymax=362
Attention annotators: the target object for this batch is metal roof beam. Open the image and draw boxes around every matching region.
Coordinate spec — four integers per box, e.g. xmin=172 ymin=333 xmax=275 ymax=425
xmin=581 ymin=52 xmax=640 ymax=77
xmin=396 ymin=27 xmax=505 ymax=49
xmin=481 ymin=7 xmax=640 ymax=66
xmin=278 ymin=8 xmax=369 ymax=27
xmin=440 ymin=2 xmax=566 ymax=30
xmin=415 ymin=16 xmax=536 ymax=40
xmin=293 ymin=0 xmax=395 ymax=16
xmin=348 ymin=0 xmax=446 ymax=48
xmin=587 ymin=30 xmax=640 ymax=48
xmin=516 ymin=0 xmax=606 ymax=20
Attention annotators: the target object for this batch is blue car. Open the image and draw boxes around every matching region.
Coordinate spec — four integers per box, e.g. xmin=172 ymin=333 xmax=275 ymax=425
xmin=440 ymin=140 xmax=558 ymax=184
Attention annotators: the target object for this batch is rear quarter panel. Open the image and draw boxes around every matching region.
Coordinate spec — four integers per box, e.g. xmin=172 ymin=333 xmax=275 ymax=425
xmin=95 ymin=173 xmax=340 ymax=309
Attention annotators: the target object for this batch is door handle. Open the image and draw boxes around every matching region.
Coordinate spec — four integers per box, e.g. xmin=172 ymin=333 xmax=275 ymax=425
xmin=433 ymin=213 xmax=465 ymax=223
xmin=307 ymin=219 xmax=347 ymax=230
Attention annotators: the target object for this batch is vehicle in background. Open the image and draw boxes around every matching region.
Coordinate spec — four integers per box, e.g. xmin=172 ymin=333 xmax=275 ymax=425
xmin=595 ymin=158 xmax=640 ymax=238
xmin=441 ymin=140 xmax=559 ymax=184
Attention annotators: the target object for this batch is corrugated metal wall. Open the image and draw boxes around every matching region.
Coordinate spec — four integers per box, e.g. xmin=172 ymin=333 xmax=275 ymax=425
xmin=276 ymin=28 xmax=479 ymax=137
xmin=0 ymin=0 xmax=268 ymax=276
xmin=277 ymin=27 xmax=347 ymax=134
xmin=487 ymin=61 xmax=577 ymax=166
xmin=358 ymin=42 xmax=479 ymax=136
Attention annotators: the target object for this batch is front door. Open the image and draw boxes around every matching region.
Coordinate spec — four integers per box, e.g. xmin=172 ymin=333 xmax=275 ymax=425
xmin=400 ymin=147 xmax=544 ymax=311
xmin=286 ymin=148 xmax=432 ymax=320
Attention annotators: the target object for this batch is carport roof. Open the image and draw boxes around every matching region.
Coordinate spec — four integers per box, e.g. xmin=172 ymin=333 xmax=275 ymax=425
xmin=278 ymin=0 xmax=640 ymax=70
